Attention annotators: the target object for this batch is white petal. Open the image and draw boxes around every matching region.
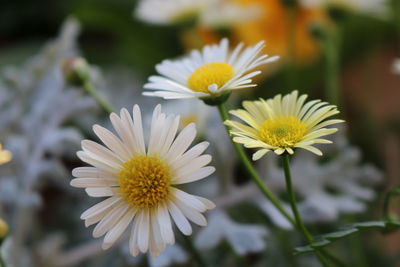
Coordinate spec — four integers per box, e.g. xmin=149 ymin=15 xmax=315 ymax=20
xmin=80 ymin=196 xmax=121 ymax=220
xmin=167 ymin=200 xmax=192 ymax=235
xmin=157 ymin=204 xmax=175 ymax=244
xmin=138 ymin=209 xmax=150 ymax=253
xmin=102 ymin=208 xmax=136 ymax=250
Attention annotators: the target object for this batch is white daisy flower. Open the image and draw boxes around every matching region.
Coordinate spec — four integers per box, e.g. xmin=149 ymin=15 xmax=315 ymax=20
xmin=135 ymin=0 xmax=211 ymax=26
xmin=301 ymin=0 xmax=388 ymax=17
xmin=144 ymin=38 xmax=279 ymax=100
xmin=70 ymin=105 xmax=216 ymax=257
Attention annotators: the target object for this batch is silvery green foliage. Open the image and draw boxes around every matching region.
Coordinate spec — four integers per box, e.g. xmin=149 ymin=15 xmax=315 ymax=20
xmin=122 ymin=241 xmax=187 ymax=267
xmin=195 ymin=210 xmax=268 ymax=255
xmin=256 ymin=127 xmax=383 ymax=227
xmin=0 ymin=17 xmax=96 ymax=208
xmin=0 ymin=17 xmax=98 ymax=266
xmin=147 ymin=245 xmax=188 ymax=267
xmin=0 ymin=238 xmax=32 ymax=267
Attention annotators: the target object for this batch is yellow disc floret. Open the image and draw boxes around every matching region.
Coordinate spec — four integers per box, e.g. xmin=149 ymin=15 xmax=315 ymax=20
xmin=259 ymin=116 xmax=307 ymax=148
xmin=118 ymin=155 xmax=171 ymax=209
xmin=188 ymin=62 xmax=234 ymax=93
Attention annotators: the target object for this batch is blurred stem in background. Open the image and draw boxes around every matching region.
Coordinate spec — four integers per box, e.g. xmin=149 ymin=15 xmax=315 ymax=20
xmin=281 ymin=154 xmax=332 ymax=267
xmin=82 ymin=80 xmax=114 ymax=114
xmin=310 ymin=23 xmax=341 ymax=107
xmin=180 ymin=234 xmax=210 ymax=267
xmin=322 ymin=29 xmax=341 ymax=107
xmin=61 ymin=57 xmax=114 ymax=114
xmin=284 ymin=0 xmax=298 ymax=90
xmin=217 ymin=103 xmax=296 ymax=226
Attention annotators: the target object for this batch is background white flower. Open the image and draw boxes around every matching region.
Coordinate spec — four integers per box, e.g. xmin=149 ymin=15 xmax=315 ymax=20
xmin=301 ymin=0 xmax=389 ymax=17
xmin=392 ymin=58 xmax=400 ymax=74
xmin=199 ymin=1 xmax=262 ymax=29
xmin=135 ymin=0 xmax=211 ymax=25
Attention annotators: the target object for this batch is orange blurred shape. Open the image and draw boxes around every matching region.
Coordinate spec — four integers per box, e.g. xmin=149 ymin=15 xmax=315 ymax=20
xmin=232 ymin=0 xmax=329 ymax=65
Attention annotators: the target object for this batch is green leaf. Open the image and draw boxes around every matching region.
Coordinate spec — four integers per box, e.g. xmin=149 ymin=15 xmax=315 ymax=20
xmin=294 ymin=221 xmax=400 ymax=255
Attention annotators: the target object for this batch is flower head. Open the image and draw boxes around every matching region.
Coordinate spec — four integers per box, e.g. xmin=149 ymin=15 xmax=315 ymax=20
xmin=144 ymin=39 xmax=278 ymax=101
xmin=0 ymin=218 xmax=8 ymax=239
xmin=199 ymin=2 xmax=261 ymax=30
xmin=71 ymin=105 xmax=215 ymax=256
xmin=135 ymin=0 xmax=210 ymax=26
xmin=301 ymin=0 xmax=388 ymax=17
xmin=225 ymin=91 xmax=343 ymax=160
xmin=0 ymin=144 xmax=12 ymax=165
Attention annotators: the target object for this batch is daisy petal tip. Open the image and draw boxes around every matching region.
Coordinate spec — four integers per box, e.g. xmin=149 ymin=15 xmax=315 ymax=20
xmin=102 ymin=242 xmax=112 ymax=250
xmin=209 ymin=166 xmax=216 ymax=175
xmin=130 ymin=248 xmax=139 ymax=257
xmin=70 ymin=179 xmax=78 ymax=187
xmin=207 ymin=201 xmax=216 ymax=210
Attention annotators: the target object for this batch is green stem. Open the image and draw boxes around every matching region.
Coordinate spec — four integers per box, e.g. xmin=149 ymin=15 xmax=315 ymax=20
xmin=217 ymin=103 xmax=295 ymax=226
xmin=383 ymin=193 xmax=391 ymax=220
xmin=0 ymin=255 xmax=5 ymax=267
xmin=180 ymin=233 xmax=210 ymax=267
xmin=282 ymin=154 xmax=332 ymax=267
xmin=83 ymin=81 xmax=114 ymax=114
xmin=323 ymin=30 xmax=341 ymax=106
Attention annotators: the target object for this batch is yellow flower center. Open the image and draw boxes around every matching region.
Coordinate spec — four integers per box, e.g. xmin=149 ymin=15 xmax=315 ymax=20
xmin=118 ymin=155 xmax=171 ymax=209
xmin=188 ymin=62 xmax=234 ymax=94
xmin=259 ymin=116 xmax=307 ymax=147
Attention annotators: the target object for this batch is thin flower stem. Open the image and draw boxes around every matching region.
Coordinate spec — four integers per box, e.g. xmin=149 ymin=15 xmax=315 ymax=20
xmin=180 ymin=233 xmax=210 ymax=267
xmin=0 ymin=256 xmax=5 ymax=267
xmin=217 ymin=103 xmax=296 ymax=226
xmin=83 ymin=81 xmax=114 ymax=114
xmin=282 ymin=154 xmax=332 ymax=267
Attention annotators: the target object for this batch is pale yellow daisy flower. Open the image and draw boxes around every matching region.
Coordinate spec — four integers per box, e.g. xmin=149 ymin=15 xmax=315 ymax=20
xmin=225 ymin=91 xmax=344 ymax=160
xmin=71 ymin=105 xmax=215 ymax=257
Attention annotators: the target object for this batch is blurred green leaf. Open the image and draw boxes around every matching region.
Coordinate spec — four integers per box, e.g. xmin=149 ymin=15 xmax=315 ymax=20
xmin=294 ymin=221 xmax=400 ymax=255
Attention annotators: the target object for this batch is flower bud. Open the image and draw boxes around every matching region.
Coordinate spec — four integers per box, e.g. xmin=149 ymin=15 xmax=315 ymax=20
xmin=61 ymin=57 xmax=90 ymax=87
xmin=0 ymin=218 xmax=8 ymax=239
xmin=0 ymin=144 xmax=12 ymax=165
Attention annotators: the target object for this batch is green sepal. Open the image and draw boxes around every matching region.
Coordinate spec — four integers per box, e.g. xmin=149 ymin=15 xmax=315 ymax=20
xmin=201 ymin=91 xmax=231 ymax=106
